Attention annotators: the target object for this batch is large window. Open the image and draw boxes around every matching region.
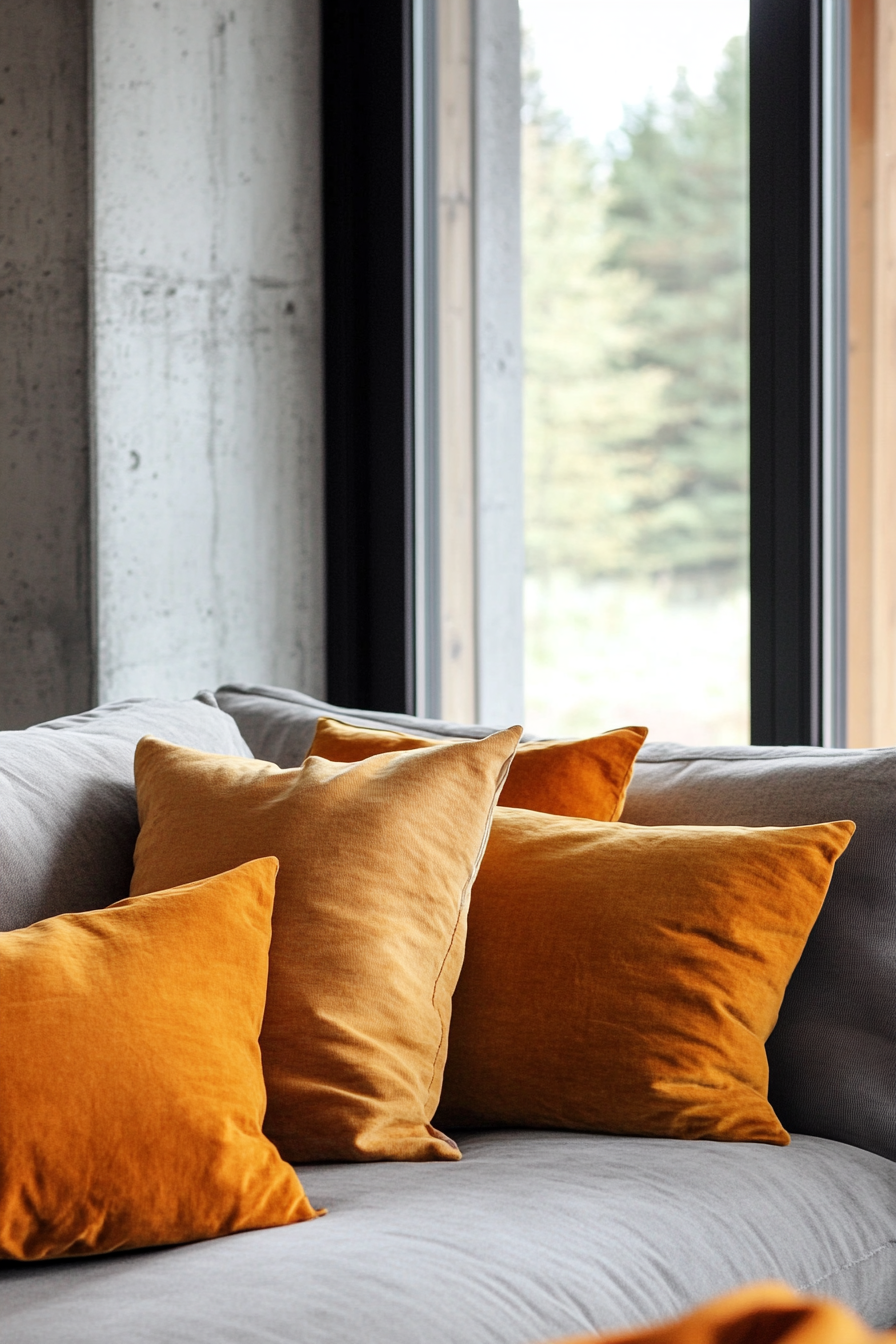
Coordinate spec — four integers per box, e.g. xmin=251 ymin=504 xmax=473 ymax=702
xmin=323 ymin=0 xmax=896 ymax=750
xmin=521 ymin=0 xmax=750 ymax=742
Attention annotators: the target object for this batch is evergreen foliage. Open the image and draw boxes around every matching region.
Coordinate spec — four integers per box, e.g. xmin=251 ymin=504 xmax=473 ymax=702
xmin=524 ymin=38 xmax=749 ymax=586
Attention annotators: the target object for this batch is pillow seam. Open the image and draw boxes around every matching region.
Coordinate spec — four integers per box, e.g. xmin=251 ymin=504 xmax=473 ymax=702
xmin=424 ymin=746 xmax=519 ymax=1108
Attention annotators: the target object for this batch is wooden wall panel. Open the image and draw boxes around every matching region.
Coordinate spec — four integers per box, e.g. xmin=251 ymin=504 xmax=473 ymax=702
xmin=848 ymin=0 xmax=896 ymax=745
xmin=870 ymin=0 xmax=896 ymax=743
xmin=848 ymin=0 xmax=876 ymax=743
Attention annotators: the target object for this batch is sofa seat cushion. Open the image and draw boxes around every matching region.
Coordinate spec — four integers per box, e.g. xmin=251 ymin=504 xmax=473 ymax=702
xmin=2 ymin=1131 xmax=894 ymax=1343
xmin=0 ymin=697 xmax=252 ymax=933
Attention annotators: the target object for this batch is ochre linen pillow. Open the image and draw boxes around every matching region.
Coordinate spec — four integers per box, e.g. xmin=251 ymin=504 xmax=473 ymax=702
xmin=131 ymin=728 xmax=521 ymax=1164
xmin=552 ymin=1282 xmax=896 ymax=1344
xmin=307 ymin=716 xmax=648 ymax=821
xmin=0 ymin=858 xmax=317 ymax=1261
xmin=436 ymin=809 xmax=855 ymax=1143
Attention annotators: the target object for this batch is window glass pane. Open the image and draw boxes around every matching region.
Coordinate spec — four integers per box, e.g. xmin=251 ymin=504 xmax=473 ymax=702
xmin=521 ymin=0 xmax=750 ymax=743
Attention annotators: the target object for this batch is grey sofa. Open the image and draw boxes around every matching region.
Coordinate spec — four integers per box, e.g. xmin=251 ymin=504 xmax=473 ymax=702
xmin=2 ymin=687 xmax=895 ymax=1344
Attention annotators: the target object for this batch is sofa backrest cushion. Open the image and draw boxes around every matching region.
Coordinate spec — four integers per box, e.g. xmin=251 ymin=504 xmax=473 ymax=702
xmin=622 ymin=742 xmax=896 ymax=1165
xmin=214 ymin=683 xmax=521 ymax=766
xmin=0 ymin=696 xmax=252 ymax=934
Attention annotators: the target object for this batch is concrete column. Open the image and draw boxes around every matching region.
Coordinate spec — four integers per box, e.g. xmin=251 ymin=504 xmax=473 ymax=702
xmin=93 ymin=0 xmax=325 ymax=703
xmin=0 ymin=0 xmax=93 ymax=729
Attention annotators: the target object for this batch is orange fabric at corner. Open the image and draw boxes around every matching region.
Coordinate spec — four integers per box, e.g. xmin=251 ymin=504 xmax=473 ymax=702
xmin=307 ymin=716 xmax=649 ymax=821
xmin=549 ymin=1283 xmax=896 ymax=1344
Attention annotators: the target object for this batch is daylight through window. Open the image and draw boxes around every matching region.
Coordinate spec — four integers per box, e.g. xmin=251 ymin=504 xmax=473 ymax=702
xmin=521 ymin=0 xmax=750 ymax=743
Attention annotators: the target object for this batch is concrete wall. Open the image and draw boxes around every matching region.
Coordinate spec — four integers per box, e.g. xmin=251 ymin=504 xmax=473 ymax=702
xmin=93 ymin=0 xmax=325 ymax=703
xmin=0 ymin=0 xmax=325 ymax=728
xmin=0 ymin=0 xmax=93 ymax=728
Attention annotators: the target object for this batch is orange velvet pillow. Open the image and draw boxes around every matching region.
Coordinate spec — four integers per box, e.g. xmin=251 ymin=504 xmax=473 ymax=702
xmin=436 ymin=809 xmax=855 ymax=1144
xmin=0 ymin=858 xmax=317 ymax=1261
xmin=554 ymin=1282 xmax=895 ymax=1344
xmin=307 ymin=716 xmax=648 ymax=821
xmin=130 ymin=728 xmax=521 ymax=1164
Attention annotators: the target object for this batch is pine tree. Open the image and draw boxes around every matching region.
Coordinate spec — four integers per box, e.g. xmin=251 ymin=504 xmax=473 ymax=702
xmin=522 ymin=70 xmax=673 ymax=579
xmin=604 ymin=36 xmax=749 ymax=583
xmin=523 ymin=37 xmax=749 ymax=587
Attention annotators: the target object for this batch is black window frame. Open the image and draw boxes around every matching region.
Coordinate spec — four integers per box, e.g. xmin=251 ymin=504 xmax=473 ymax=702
xmin=321 ymin=0 xmax=416 ymax=713
xmin=750 ymin=0 xmax=848 ymax=746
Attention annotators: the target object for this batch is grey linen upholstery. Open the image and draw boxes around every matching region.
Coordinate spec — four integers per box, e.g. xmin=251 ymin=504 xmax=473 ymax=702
xmin=5 ymin=686 xmax=891 ymax=1340
xmin=0 ymin=696 xmax=251 ymax=932
xmin=218 ymin=686 xmax=896 ymax=1168
xmin=2 ymin=1131 xmax=895 ymax=1342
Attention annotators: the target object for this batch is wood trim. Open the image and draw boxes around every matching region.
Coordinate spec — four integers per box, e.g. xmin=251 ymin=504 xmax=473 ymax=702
xmin=437 ymin=0 xmax=477 ymax=721
xmin=472 ymin=0 xmax=524 ymax=726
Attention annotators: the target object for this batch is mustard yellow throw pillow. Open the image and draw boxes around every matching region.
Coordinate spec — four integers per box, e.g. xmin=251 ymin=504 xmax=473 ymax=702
xmin=436 ymin=810 xmax=855 ymax=1143
xmin=308 ymin=716 xmax=647 ymax=821
xmin=0 ymin=858 xmax=317 ymax=1261
xmin=131 ymin=728 xmax=521 ymax=1164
